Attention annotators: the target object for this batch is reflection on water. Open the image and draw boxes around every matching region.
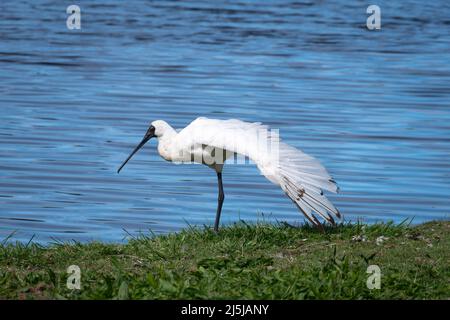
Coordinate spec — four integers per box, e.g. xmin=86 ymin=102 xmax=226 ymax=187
xmin=1 ymin=1 xmax=449 ymax=243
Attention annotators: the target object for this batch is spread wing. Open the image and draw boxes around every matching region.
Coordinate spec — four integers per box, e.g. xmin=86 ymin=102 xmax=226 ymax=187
xmin=176 ymin=117 xmax=340 ymax=227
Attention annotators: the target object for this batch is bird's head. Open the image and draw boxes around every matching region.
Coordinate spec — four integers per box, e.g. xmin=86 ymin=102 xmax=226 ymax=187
xmin=150 ymin=120 xmax=172 ymax=138
xmin=117 ymin=120 xmax=171 ymax=173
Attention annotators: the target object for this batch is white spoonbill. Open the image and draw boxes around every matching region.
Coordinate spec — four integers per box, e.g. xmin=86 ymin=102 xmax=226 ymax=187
xmin=118 ymin=117 xmax=340 ymax=231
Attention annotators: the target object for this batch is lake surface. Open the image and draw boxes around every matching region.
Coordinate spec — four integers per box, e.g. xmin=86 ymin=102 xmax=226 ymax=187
xmin=1 ymin=0 xmax=449 ymax=243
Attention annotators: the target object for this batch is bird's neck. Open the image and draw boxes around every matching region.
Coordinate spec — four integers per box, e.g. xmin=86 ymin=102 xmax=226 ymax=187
xmin=156 ymin=127 xmax=177 ymax=161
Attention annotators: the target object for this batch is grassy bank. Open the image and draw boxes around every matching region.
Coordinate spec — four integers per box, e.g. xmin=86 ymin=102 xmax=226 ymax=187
xmin=0 ymin=220 xmax=449 ymax=299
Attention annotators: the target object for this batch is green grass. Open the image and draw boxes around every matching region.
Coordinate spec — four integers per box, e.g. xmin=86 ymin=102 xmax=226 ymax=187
xmin=0 ymin=220 xmax=449 ymax=299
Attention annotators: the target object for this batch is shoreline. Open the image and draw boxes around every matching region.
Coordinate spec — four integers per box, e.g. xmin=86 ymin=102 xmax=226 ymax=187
xmin=0 ymin=220 xmax=448 ymax=299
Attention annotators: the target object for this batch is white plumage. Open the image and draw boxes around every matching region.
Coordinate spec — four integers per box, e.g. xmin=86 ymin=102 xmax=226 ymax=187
xmin=118 ymin=117 xmax=340 ymax=231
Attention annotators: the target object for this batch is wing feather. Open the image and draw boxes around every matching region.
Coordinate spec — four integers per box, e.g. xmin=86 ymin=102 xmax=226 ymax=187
xmin=176 ymin=117 xmax=340 ymax=226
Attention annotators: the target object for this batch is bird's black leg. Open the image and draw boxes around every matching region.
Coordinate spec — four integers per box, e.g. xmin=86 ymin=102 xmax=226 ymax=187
xmin=214 ymin=172 xmax=225 ymax=232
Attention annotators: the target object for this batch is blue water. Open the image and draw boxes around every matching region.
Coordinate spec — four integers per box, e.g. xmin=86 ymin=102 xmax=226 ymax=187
xmin=1 ymin=1 xmax=449 ymax=243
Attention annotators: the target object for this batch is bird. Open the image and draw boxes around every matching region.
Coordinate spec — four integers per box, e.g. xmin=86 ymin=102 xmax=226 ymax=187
xmin=118 ymin=117 xmax=340 ymax=232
